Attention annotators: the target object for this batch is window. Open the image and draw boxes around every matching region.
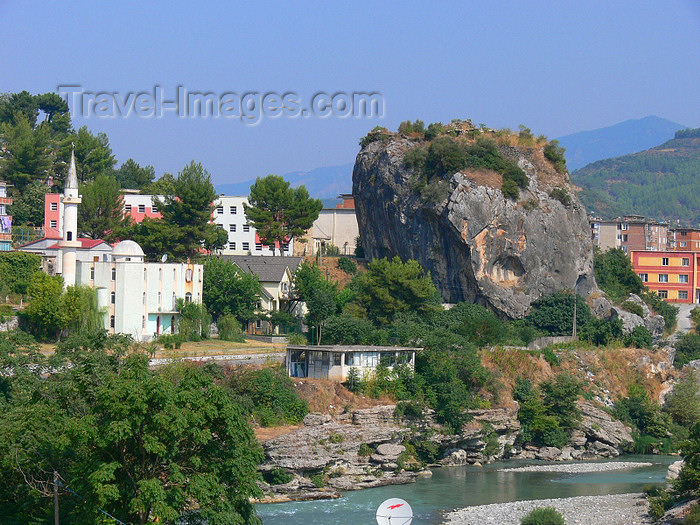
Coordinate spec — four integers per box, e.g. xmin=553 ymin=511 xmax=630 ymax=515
xmin=255 ymin=243 xmax=262 ymax=251
xmin=185 ymin=292 xmax=192 ymax=303
xmin=110 ymin=291 xmax=115 ymax=304
xmin=282 ymin=243 xmax=289 ymax=252
xmin=50 ymin=220 xmax=57 ymax=229
xmin=658 ymin=290 xmax=668 ymax=299
xmin=622 ymin=234 xmax=628 ymax=242
xmin=216 ymin=206 xmax=224 ymax=214
xmin=67 ymin=231 xmax=72 ymax=241
xmin=638 ymin=273 xmax=648 ymax=282
xmin=151 ymin=203 xmax=158 ymax=213
xmin=142 ymin=316 xmax=146 ymax=329
xmin=662 ymin=258 xmax=669 ymax=266
xmin=679 ymin=291 xmax=689 ymax=300
xmin=230 ymin=205 xmax=237 ymax=214
xmin=111 ymin=267 xmax=116 ymax=280
xmin=679 ymin=274 xmax=689 ymax=283
xmin=242 ymin=242 xmax=250 ymax=251
xmin=680 ymin=241 xmax=687 ymax=247
xmin=143 ymin=292 xmax=146 ymax=304
xmin=659 ymin=274 xmax=668 ymax=283
xmin=158 ymin=292 xmax=162 ymax=304
xmin=622 ymin=223 xmax=628 ymax=231
xmin=681 ymin=231 xmax=688 ymax=236
xmin=229 ymin=241 xmax=236 ymax=250
xmin=682 ymin=258 xmax=690 ymax=266
xmin=110 ymin=315 xmax=115 ymax=328
xmin=144 ymin=268 xmax=147 ymax=280
xmin=125 ymin=204 xmax=132 ymax=213
xmin=218 ymin=223 xmax=225 ymax=229
xmin=333 ymin=353 xmax=342 ymax=366
xmin=185 ymin=268 xmax=193 ymax=282
xmin=243 ymin=224 xmax=250 ymax=232
xmin=138 ymin=204 xmax=145 ymax=213
xmin=229 ymin=224 xmax=236 ymax=232
xmin=50 ymin=202 xmax=58 ymax=211
xmin=616 ymin=234 xmax=622 ymax=241
xmin=90 ymin=266 xmax=95 ymax=280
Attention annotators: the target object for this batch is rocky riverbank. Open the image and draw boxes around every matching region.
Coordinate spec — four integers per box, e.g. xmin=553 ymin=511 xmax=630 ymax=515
xmin=443 ymin=493 xmax=652 ymax=525
xmin=257 ymin=400 xmax=635 ymax=501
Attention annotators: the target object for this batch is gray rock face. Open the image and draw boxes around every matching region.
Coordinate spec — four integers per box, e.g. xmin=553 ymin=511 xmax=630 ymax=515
xmin=610 ymin=306 xmax=645 ymax=333
xmin=352 ymin=137 xmax=596 ymax=317
xmin=579 ymin=401 xmax=633 ymax=449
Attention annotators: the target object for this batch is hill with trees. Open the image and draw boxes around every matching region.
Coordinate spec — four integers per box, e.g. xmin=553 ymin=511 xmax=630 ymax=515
xmin=556 ymin=115 xmax=684 ymax=171
xmin=572 ymin=127 xmax=700 ymax=226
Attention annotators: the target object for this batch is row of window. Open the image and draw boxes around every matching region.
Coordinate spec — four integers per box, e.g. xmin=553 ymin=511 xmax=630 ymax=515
xmin=660 ymin=257 xmax=690 ymax=266
xmin=639 ymin=273 xmax=690 ymax=283
xmin=216 ymin=205 xmax=238 ymax=214
xmin=124 ymin=204 xmax=156 ymax=214
xmin=657 ymin=290 xmax=689 ymax=300
xmin=222 ymin=223 xmax=251 ymax=232
xmin=227 ymin=241 xmax=290 ymax=252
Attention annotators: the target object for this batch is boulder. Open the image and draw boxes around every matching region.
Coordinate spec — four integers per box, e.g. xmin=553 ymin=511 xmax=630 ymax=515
xmin=626 ymin=294 xmax=652 ymax=317
xmin=591 ymin=295 xmax=613 ymax=319
xmin=610 ymin=306 xmax=645 ymax=334
xmin=375 ymin=443 xmax=405 ymax=459
xmin=303 ymin=413 xmax=332 ymax=426
xmin=579 ymin=401 xmax=633 ymax=449
xmin=441 ymin=448 xmax=468 ymax=466
xmin=352 ymin=132 xmax=596 ymax=318
xmin=536 ymin=446 xmax=562 ymax=461
xmin=667 ymin=460 xmax=684 ymax=482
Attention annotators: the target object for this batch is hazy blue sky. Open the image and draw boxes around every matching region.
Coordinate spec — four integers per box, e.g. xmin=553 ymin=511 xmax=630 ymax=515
xmin=3 ymin=1 xmax=699 ymax=185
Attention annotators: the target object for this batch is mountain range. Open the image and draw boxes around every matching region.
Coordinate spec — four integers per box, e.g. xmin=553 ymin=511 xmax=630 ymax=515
xmin=571 ymin=128 xmax=700 ymax=226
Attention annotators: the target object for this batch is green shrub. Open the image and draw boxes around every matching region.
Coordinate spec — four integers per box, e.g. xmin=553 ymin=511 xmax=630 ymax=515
xmin=358 ymin=443 xmax=374 ymax=456
xmin=594 ymin=248 xmax=644 ymax=302
xmin=310 ymin=473 xmax=325 ymax=488
xmin=226 ymin=365 xmax=309 ymax=426
xmin=329 ymin=432 xmax=344 ymax=444
xmin=682 ymin=504 xmax=700 ymax=524
xmin=665 ymin=371 xmax=700 ymax=427
xmin=640 ymin=290 xmax=678 ymax=330
xmin=520 ymin=506 xmax=565 ymax=525
xmin=359 ymin=126 xmax=391 ymax=148
xmin=620 ymin=301 xmax=644 ymax=318
xmin=0 ymin=251 xmax=41 ymax=295
xmin=542 ymin=347 xmax=560 ymax=367
xmin=217 ymin=314 xmax=244 ymax=342
xmin=337 ymin=256 xmax=357 ymax=274
xmin=502 ymin=178 xmax=520 ymax=200
xmin=398 ymin=120 xmax=425 ymax=135
xmin=287 ymin=332 xmax=308 ymax=345
xmin=346 ymin=367 xmax=362 ymax=393
xmin=424 ymin=122 xmax=445 ymax=140
xmin=674 ymin=333 xmax=700 ymax=368
xmin=526 ymin=292 xmax=592 ymax=336
xmin=624 ymin=325 xmax=652 ymax=349
xmin=543 ymin=140 xmax=567 ymax=174
xmin=549 ymin=188 xmax=571 ymax=206
xmin=262 ymin=468 xmax=293 ymax=485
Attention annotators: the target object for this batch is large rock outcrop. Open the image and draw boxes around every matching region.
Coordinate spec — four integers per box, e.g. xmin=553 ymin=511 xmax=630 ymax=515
xmin=352 ymin=128 xmax=595 ymax=318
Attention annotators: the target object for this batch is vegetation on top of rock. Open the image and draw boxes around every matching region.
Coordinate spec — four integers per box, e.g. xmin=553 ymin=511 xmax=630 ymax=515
xmin=543 ymin=140 xmax=568 ymax=174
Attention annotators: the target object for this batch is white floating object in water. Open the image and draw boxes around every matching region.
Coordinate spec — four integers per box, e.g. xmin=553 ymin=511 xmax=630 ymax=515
xmin=376 ymin=498 xmax=413 ymax=525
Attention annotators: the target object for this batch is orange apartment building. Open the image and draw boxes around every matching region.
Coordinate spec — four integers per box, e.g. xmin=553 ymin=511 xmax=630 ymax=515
xmin=669 ymin=227 xmax=700 ymax=252
xmin=630 ymin=250 xmax=700 ymax=304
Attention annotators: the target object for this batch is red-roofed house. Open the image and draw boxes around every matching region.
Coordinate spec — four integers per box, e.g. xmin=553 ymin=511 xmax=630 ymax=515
xmin=17 ymin=237 xmax=113 ymax=276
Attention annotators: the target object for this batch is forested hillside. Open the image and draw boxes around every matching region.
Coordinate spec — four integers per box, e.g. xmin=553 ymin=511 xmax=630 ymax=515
xmin=572 ymin=128 xmax=700 ymax=226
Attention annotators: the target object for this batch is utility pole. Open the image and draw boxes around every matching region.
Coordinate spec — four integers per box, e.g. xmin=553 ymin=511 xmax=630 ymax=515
xmin=572 ymin=293 xmax=577 ymax=338
xmin=53 ymin=470 xmax=59 ymax=525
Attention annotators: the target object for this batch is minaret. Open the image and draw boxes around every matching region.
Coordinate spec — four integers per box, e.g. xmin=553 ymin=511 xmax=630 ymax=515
xmin=58 ymin=145 xmax=81 ymax=288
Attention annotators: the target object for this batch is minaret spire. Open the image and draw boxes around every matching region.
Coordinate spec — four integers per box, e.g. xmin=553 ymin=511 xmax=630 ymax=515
xmin=66 ymin=143 xmax=78 ymax=190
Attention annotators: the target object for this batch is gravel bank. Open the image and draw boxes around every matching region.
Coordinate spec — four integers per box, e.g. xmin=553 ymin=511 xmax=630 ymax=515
xmin=498 ymin=461 xmax=652 ymax=474
xmin=443 ymin=493 xmax=652 ymax=525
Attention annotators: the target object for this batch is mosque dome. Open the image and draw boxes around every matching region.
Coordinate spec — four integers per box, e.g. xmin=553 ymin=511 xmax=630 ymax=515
xmin=112 ymin=240 xmax=145 ymax=261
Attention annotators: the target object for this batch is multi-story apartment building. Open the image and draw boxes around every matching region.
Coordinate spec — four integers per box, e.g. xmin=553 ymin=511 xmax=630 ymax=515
xmin=0 ymin=182 xmax=12 ymax=251
xmin=212 ymin=195 xmax=293 ymax=256
xmin=669 ymin=227 xmax=700 ymax=252
xmin=630 ymin=250 xmax=700 ymax=304
xmin=590 ymin=216 xmax=669 ymax=253
xmin=295 ymin=194 xmax=358 ymax=256
xmin=45 ymin=191 xmax=163 ymax=237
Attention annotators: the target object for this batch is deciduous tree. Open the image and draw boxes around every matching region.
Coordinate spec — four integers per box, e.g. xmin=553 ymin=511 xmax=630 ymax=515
xmin=78 ymin=174 xmax=125 ymax=239
xmin=203 ymin=257 xmax=261 ymax=322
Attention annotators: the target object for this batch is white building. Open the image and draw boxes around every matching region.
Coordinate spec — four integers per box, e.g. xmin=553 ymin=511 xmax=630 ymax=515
xmin=212 ymin=195 xmax=294 ymax=256
xmin=75 ymin=240 xmax=203 ymax=341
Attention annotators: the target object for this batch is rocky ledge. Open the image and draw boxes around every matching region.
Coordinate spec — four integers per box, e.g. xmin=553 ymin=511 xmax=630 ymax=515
xmin=257 ymin=401 xmax=633 ymax=501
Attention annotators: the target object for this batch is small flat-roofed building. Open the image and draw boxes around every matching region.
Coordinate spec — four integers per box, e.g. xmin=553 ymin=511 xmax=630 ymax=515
xmin=286 ymin=345 xmax=418 ymax=381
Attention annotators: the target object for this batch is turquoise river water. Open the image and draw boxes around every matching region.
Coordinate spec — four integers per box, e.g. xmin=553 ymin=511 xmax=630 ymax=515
xmin=256 ymin=455 xmax=676 ymax=524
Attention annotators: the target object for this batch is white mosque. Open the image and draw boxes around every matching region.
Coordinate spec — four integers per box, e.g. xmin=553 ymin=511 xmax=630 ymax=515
xmin=58 ymin=148 xmax=203 ymax=341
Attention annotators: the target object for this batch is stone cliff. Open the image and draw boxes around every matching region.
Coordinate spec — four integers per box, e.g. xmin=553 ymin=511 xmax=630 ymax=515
xmin=352 ymin=123 xmax=595 ymax=318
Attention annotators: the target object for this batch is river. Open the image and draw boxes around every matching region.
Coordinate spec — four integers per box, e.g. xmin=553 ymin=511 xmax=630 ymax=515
xmin=256 ymin=455 xmax=675 ymax=524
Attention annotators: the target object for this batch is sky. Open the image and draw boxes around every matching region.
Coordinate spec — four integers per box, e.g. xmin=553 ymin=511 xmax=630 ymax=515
xmin=2 ymin=1 xmax=700 ymax=186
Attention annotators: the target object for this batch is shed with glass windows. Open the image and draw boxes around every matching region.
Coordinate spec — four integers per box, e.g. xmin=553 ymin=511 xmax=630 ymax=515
xmin=286 ymin=345 xmax=418 ymax=381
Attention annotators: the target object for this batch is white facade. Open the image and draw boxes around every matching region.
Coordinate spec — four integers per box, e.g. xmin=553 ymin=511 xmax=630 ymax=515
xmin=75 ymin=240 xmax=203 ymax=341
xmin=212 ymin=195 xmax=294 ymax=256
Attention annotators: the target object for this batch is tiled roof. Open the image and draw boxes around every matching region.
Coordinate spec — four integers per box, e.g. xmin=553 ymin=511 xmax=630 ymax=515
xmin=222 ymin=255 xmax=302 ymax=282
xmin=45 ymin=238 xmax=110 ymax=250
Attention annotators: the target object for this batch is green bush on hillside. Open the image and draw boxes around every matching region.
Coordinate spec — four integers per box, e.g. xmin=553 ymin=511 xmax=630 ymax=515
xmin=543 ymin=140 xmax=567 ymax=174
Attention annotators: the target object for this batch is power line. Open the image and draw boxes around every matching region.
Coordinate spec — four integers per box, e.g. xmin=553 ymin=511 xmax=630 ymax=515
xmin=55 ymin=476 xmax=127 ymax=525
